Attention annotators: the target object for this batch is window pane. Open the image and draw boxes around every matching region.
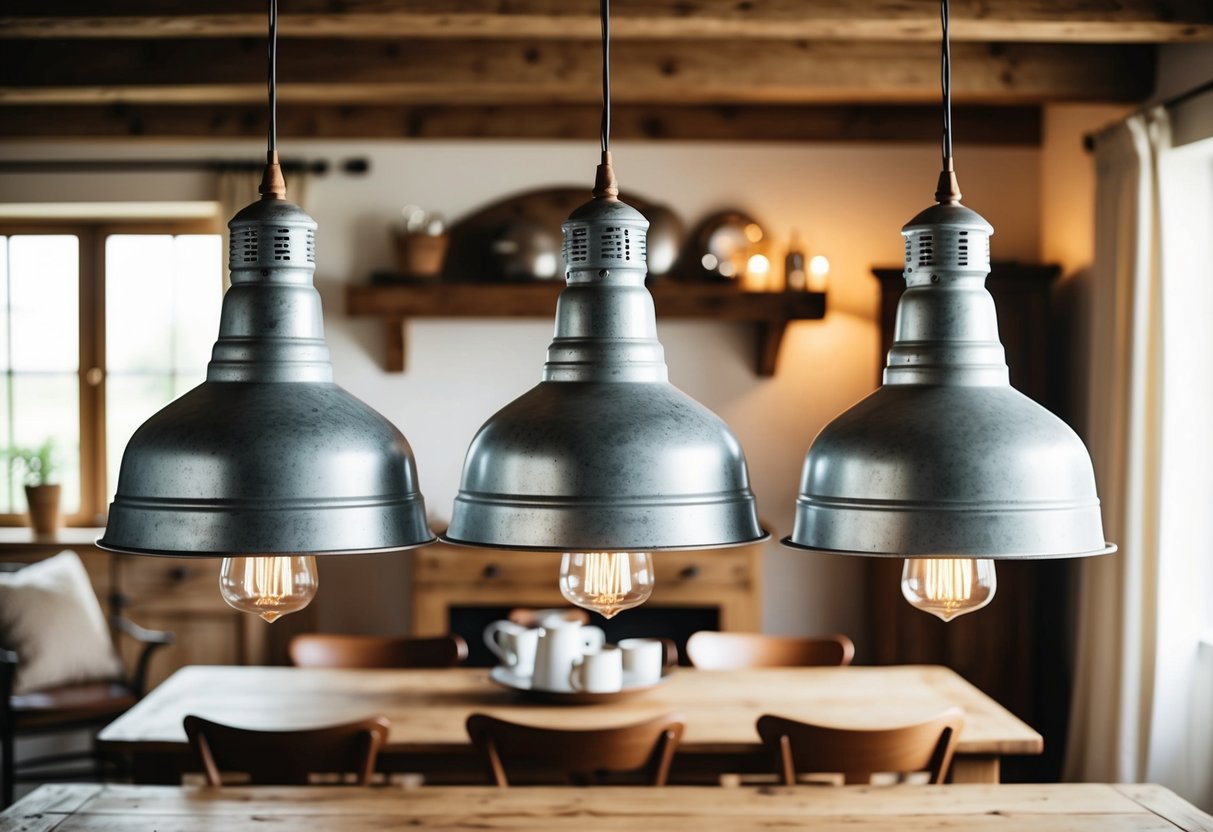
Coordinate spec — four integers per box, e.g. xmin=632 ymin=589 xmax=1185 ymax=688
xmin=105 ymin=232 xmax=221 ymax=505
xmin=0 ymin=379 xmax=10 ymax=512
xmin=9 ymin=236 xmax=78 ymax=372
xmin=173 ymin=235 xmax=222 ymax=376
xmin=106 ymin=235 xmax=174 ymax=373
xmin=11 ymin=374 xmax=80 ymax=514
xmin=0 ymin=236 xmax=9 ymax=370
xmin=106 ymin=375 xmax=173 ymax=505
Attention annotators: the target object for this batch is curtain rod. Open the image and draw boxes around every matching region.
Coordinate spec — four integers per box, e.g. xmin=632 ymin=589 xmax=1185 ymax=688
xmin=1083 ymin=77 xmax=1213 ymax=152
xmin=0 ymin=158 xmax=371 ymax=175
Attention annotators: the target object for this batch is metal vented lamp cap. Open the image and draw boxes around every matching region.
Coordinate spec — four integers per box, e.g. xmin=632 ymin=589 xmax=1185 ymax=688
xmin=783 ymin=179 xmax=1114 ymax=560
xmin=444 ymin=154 xmax=767 ymax=551
xmin=99 ymin=186 xmax=433 ymax=557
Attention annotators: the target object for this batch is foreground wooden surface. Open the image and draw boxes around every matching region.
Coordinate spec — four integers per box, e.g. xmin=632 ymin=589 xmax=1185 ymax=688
xmin=98 ymin=665 xmax=1040 ymax=784
xmin=5 ymin=783 xmax=1211 ymax=831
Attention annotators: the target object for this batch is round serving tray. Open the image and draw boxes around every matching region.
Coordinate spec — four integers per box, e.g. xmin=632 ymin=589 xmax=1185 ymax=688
xmin=489 ymin=665 xmax=668 ymax=705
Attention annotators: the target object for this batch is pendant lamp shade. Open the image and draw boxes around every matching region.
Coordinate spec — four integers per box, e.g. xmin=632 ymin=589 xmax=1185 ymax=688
xmin=784 ymin=195 xmax=1113 ymax=560
xmin=99 ymin=194 xmax=434 ymax=557
xmin=444 ymin=162 xmax=766 ymax=552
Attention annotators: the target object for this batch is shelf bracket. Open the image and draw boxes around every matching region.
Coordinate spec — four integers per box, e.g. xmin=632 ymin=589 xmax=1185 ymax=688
xmin=385 ymin=317 xmax=406 ymax=372
xmin=756 ymin=318 xmax=789 ymax=377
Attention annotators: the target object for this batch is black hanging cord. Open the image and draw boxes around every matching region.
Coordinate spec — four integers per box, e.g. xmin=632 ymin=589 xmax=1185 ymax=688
xmin=268 ymin=0 xmax=278 ymax=155
xmin=258 ymin=0 xmax=286 ymax=197
xmin=600 ymin=0 xmax=611 ymax=153
xmin=931 ymin=0 xmax=961 ymax=203
xmin=940 ymin=0 xmax=952 ymax=169
xmin=591 ymin=0 xmax=619 ymax=198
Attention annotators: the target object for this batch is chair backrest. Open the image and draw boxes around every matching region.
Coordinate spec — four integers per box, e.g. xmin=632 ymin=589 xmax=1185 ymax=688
xmin=466 ymin=712 xmax=685 ymax=787
xmin=183 ymin=715 xmax=390 ymax=786
xmin=685 ymin=631 xmax=855 ymax=669
xmin=288 ymin=634 xmax=468 ymax=669
xmin=755 ymin=710 xmax=964 ymax=785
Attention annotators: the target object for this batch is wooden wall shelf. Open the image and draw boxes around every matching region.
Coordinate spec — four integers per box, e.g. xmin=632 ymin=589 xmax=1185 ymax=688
xmin=345 ymin=282 xmax=826 ymax=376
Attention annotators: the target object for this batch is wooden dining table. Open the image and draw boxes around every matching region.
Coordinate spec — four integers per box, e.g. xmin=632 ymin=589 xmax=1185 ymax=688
xmin=97 ymin=664 xmax=1041 ymax=785
xmin=7 ymin=783 xmax=1211 ymax=831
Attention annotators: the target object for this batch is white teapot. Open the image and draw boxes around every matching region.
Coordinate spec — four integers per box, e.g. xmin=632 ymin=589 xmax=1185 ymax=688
xmin=531 ymin=618 xmax=605 ymax=692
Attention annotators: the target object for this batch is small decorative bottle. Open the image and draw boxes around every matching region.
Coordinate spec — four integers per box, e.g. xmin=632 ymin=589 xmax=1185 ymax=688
xmin=785 ymin=230 xmax=807 ymax=291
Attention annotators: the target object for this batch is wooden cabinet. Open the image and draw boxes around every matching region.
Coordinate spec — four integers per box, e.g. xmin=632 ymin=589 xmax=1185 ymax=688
xmin=869 ymin=262 xmax=1072 ymax=782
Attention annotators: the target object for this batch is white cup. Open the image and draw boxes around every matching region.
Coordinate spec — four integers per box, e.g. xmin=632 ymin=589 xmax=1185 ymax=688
xmin=484 ymin=620 xmax=540 ymax=676
xmin=618 ymin=638 xmax=665 ymax=686
xmin=569 ymin=646 xmax=623 ymax=693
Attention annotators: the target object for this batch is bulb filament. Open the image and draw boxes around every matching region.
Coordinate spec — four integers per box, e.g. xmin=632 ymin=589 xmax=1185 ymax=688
xmin=243 ymin=556 xmax=296 ymax=622
xmin=581 ymin=551 xmax=632 ymax=618
xmin=920 ymin=557 xmax=974 ymax=608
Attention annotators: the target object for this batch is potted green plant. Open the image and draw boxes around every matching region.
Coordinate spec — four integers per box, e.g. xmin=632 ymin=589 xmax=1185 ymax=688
xmin=9 ymin=439 xmax=61 ymax=535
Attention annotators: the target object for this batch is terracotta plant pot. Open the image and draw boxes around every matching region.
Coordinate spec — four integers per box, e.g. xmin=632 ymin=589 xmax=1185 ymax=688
xmin=394 ymin=232 xmax=449 ymax=278
xmin=25 ymin=484 xmax=61 ymax=535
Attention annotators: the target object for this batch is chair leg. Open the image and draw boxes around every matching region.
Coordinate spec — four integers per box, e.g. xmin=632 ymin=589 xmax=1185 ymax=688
xmin=778 ymin=735 xmax=796 ymax=786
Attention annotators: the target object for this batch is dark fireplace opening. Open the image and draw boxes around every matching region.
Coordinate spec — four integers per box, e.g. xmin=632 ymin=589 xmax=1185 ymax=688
xmin=450 ymin=605 xmax=720 ymax=667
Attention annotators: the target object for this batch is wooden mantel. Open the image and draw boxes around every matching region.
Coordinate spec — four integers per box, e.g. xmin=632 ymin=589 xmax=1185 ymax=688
xmin=345 ymin=282 xmax=826 ymax=377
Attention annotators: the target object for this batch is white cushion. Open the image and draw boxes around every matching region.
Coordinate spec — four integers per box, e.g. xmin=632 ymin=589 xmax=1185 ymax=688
xmin=0 ymin=550 xmax=124 ymax=694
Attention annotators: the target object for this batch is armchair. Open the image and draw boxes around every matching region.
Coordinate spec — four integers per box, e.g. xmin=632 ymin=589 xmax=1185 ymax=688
xmin=1 ymin=616 xmax=173 ymax=807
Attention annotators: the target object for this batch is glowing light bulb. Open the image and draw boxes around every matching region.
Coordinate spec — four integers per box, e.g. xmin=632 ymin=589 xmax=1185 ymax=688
xmin=559 ymin=551 xmax=653 ymax=619
xmin=219 ymin=556 xmax=318 ymax=623
xmin=747 ymin=253 xmax=771 ymax=275
xmin=900 ymin=558 xmax=996 ymax=622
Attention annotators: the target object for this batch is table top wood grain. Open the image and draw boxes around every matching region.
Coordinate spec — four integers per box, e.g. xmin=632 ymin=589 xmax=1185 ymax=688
xmin=5 ymin=783 xmax=1210 ymax=831
xmin=97 ymin=665 xmax=1042 ymax=757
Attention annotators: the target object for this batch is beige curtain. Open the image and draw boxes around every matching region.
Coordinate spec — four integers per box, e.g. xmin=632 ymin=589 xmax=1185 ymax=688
xmin=1067 ymin=105 xmax=1213 ymax=810
xmin=216 ymin=169 xmax=260 ymax=290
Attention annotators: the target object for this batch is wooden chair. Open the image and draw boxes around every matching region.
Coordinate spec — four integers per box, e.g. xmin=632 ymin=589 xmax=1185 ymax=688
xmin=2 ymin=616 xmax=174 ymax=808
xmin=685 ymin=631 xmax=855 ymax=669
xmin=288 ymin=634 xmax=468 ymax=669
xmin=466 ymin=712 xmax=685 ymax=787
xmin=755 ymin=710 xmax=964 ymax=785
xmin=183 ymin=715 xmax=390 ymax=786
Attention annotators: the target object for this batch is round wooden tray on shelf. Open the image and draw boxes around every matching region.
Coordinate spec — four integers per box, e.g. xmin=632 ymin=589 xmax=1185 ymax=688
xmin=488 ymin=665 xmax=668 ymax=705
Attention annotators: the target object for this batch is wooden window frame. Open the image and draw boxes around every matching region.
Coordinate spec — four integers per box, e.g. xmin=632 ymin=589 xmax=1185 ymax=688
xmin=0 ymin=217 xmax=221 ymax=527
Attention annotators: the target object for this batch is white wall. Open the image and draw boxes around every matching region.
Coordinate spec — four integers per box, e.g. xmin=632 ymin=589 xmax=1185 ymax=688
xmin=0 ymin=138 xmax=1042 ymax=652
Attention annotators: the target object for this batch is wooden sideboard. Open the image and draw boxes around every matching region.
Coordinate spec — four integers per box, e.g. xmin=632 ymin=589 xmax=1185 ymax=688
xmin=0 ymin=529 xmax=292 ymax=689
xmin=409 ymin=540 xmax=763 ymax=665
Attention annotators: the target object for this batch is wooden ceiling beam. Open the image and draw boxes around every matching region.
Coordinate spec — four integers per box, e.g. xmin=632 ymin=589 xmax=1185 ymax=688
xmin=3 ymin=1 xmax=1210 ymax=43
xmin=0 ymin=39 xmax=1155 ymax=106
xmin=0 ymin=104 xmax=1042 ymax=145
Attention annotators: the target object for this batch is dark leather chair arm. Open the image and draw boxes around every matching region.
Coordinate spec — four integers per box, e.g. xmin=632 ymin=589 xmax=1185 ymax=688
xmin=110 ymin=617 xmax=174 ymax=698
xmin=1 ymin=649 xmax=17 ymax=732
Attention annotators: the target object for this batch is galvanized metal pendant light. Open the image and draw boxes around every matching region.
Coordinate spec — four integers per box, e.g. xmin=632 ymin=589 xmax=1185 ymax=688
xmin=99 ymin=0 xmax=433 ymax=620
xmin=783 ymin=0 xmax=1114 ymax=621
xmin=444 ymin=0 xmax=765 ymax=617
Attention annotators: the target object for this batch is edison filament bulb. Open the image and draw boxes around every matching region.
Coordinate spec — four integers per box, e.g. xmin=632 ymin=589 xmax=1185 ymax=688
xmin=219 ymin=556 xmax=319 ymax=623
xmin=900 ymin=558 xmax=996 ymax=622
xmin=559 ymin=551 xmax=654 ymax=619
